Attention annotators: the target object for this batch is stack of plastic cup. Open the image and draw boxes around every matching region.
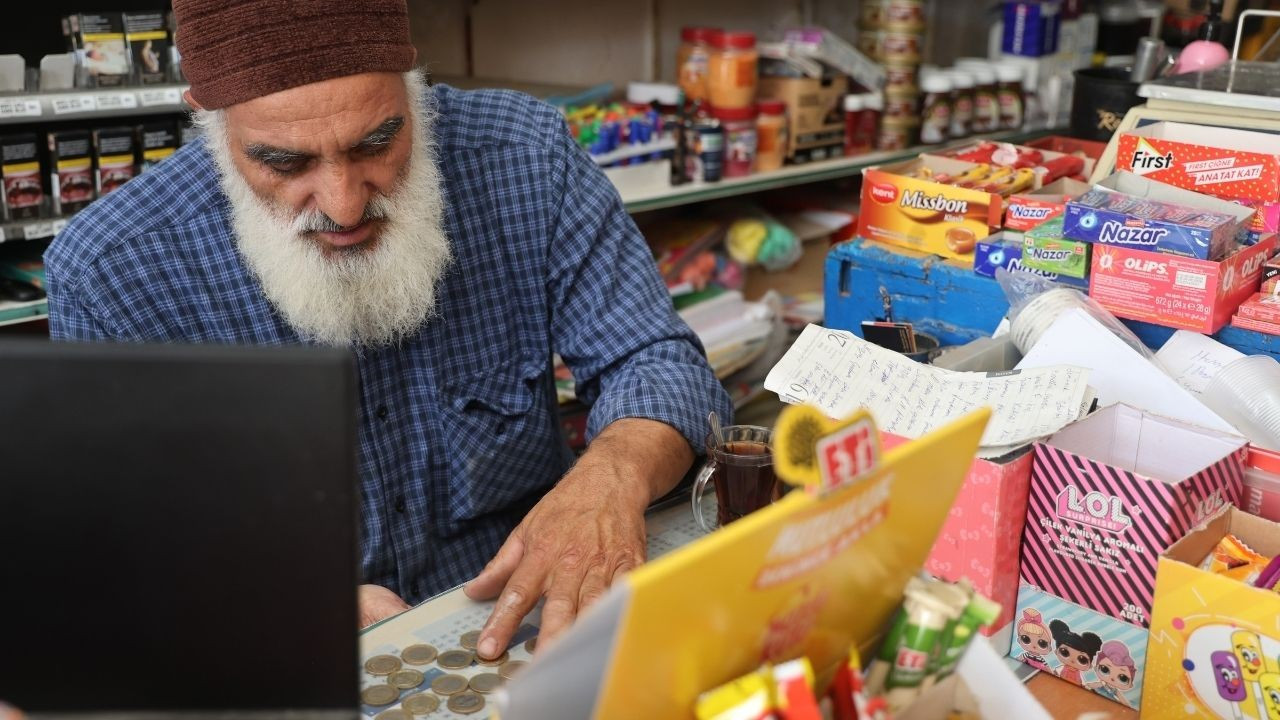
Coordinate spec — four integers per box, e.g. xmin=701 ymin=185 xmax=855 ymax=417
xmin=1201 ymin=355 xmax=1280 ymax=452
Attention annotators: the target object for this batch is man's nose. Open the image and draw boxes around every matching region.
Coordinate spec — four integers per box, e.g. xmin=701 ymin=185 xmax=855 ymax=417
xmin=314 ymin=162 xmax=371 ymax=228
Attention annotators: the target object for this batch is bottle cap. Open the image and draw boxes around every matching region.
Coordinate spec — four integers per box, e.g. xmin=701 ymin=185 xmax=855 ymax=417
xmin=710 ymin=30 xmax=757 ymax=50
xmin=995 ymin=63 xmax=1025 ymax=83
xmin=758 ymin=98 xmax=787 ymax=115
xmin=681 ymin=26 xmax=717 ymax=44
xmin=921 ymin=72 xmax=952 ymax=94
xmin=946 ymin=69 xmax=974 ymax=89
xmin=864 ymin=92 xmax=884 ymax=111
xmin=843 ymin=94 xmax=865 ymax=112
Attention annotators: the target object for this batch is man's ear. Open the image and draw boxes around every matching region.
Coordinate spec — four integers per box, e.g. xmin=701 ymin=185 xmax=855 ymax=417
xmin=183 ymin=89 xmax=203 ymax=111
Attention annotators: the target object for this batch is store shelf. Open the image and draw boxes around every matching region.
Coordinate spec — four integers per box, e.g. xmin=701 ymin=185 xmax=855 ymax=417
xmin=0 ymin=217 xmax=68 ymax=243
xmin=0 ymin=303 xmax=48 ymax=327
xmin=618 ymin=126 xmax=1060 ymax=214
xmin=0 ymin=84 xmax=189 ymax=125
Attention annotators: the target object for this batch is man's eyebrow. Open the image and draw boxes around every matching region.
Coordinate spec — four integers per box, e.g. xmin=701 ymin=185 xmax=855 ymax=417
xmin=353 ymin=116 xmax=405 ymax=149
xmin=244 ymin=143 xmax=313 ymax=165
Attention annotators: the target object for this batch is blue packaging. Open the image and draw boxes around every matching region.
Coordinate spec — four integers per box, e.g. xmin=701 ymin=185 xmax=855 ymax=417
xmin=974 ymin=233 xmax=1088 ymax=289
xmin=1002 ymin=0 xmax=1061 ymax=57
xmin=1063 ymin=189 xmax=1244 ymax=261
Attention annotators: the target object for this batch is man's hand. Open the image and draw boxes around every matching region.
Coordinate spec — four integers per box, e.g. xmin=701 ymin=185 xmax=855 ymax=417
xmin=464 ymin=418 xmax=693 ymax=660
xmin=359 ymin=583 xmax=411 ymax=628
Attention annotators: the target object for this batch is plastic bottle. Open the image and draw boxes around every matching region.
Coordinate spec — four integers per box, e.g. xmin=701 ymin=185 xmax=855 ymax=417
xmin=707 ymin=30 xmax=758 ymax=110
xmin=756 ymin=99 xmax=788 ymax=172
xmin=712 ymin=105 xmax=758 ymax=178
xmin=677 ymin=27 xmax=716 ymax=105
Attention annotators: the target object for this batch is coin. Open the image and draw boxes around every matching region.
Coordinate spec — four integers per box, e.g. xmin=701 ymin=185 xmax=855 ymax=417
xmin=400 ymin=644 xmax=438 ymax=666
xmin=401 ymin=692 xmax=440 ymax=714
xmin=430 ymin=673 xmax=469 ymax=696
xmin=476 ymin=649 xmax=509 ymax=666
xmin=374 ymin=710 xmax=411 ymax=720
xmin=447 ymin=691 xmax=486 ymax=715
xmin=436 ymin=649 xmax=473 ymax=669
xmin=459 ymin=630 xmax=482 ymax=650
xmin=388 ymin=669 xmax=425 ymax=690
xmin=361 ymin=684 xmax=401 ymax=706
xmin=469 ymin=672 xmax=502 ymax=694
xmin=364 ymin=654 xmax=403 ymax=676
xmin=499 ymin=660 xmax=527 ymax=681
xmin=524 ymin=636 xmax=538 ymax=654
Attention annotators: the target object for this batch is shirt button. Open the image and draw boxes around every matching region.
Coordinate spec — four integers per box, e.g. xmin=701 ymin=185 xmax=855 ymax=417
xmin=409 ymin=581 xmax=420 ymax=597
xmin=394 ymin=495 xmax=406 ymax=513
xmin=376 ymin=405 xmax=389 ymax=420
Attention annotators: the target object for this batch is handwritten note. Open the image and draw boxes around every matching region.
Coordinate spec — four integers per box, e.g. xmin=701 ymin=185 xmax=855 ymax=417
xmin=765 ymin=325 xmax=1093 ymax=449
xmin=1154 ymin=330 xmax=1243 ymax=398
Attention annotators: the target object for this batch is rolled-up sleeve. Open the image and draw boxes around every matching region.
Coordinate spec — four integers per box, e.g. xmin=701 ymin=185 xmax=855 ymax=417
xmin=545 ymin=126 xmax=732 ymax=452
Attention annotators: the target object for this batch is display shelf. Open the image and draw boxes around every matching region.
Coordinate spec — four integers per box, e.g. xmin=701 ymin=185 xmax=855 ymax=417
xmin=617 ymin=126 xmax=1061 ymax=214
xmin=0 ymin=302 xmax=47 ymax=327
xmin=0 ymin=84 xmax=189 ymax=125
xmin=0 ymin=216 xmax=68 ymax=243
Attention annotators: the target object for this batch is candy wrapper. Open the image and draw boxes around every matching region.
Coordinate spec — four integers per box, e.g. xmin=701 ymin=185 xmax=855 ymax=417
xmin=1200 ymin=533 xmax=1270 ymax=585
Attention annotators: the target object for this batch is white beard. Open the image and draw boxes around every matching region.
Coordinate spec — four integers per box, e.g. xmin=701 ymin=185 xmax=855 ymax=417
xmin=195 ymin=71 xmax=452 ymax=348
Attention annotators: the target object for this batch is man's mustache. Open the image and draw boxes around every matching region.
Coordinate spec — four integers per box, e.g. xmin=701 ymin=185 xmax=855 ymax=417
xmin=292 ymin=197 xmax=391 ymax=234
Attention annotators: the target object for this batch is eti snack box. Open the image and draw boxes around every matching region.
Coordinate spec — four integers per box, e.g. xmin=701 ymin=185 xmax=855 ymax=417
xmin=1019 ymin=404 xmax=1245 ymax=630
xmin=1063 ymin=172 xmax=1255 ymax=261
xmin=1144 ymin=507 xmax=1280 ymax=720
xmin=1021 ymin=218 xmax=1090 ymax=279
xmin=1005 ymin=178 xmax=1091 ymax=231
xmin=1089 ymin=234 xmax=1279 ymax=334
xmin=1118 ymin=122 xmax=1280 ymax=235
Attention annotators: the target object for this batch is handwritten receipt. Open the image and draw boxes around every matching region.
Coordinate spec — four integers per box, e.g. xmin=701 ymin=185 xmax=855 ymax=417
xmin=765 ymin=325 xmax=1093 ymax=449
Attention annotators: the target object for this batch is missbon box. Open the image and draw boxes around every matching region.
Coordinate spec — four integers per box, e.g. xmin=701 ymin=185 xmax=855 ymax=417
xmin=1144 ymin=507 xmax=1280 ymax=720
xmin=1117 ymin=122 xmax=1280 ymax=236
xmin=1019 ymin=404 xmax=1246 ymax=630
xmin=1063 ymin=172 xmax=1254 ymax=261
xmin=1089 ymin=234 xmax=1278 ymax=334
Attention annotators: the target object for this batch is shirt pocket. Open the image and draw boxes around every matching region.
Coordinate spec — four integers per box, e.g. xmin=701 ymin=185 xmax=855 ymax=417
xmin=435 ymin=358 xmax=561 ymax=528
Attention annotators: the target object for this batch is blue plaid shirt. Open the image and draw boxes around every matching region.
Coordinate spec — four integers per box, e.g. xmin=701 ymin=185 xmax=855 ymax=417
xmin=45 ymin=83 xmax=730 ymax=604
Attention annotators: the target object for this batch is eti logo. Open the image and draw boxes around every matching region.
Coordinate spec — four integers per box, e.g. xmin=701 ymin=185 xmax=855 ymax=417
xmin=895 ymin=647 xmax=929 ymax=672
xmin=1055 ymin=486 xmax=1133 ymax=533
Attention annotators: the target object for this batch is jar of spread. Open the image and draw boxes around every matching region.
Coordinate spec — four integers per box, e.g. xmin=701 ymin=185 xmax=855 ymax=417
xmin=863 ymin=92 xmax=884 ymax=149
xmin=884 ymin=88 xmax=921 ymax=120
xmin=881 ymin=0 xmax=926 ymax=32
xmin=995 ymin=62 xmax=1026 ymax=130
xmin=712 ymin=105 xmax=758 ymax=178
xmin=843 ymin=93 xmax=866 ymax=156
xmin=883 ymin=61 xmax=920 ymax=93
xmin=957 ymin=61 xmax=999 ymax=134
xmin=919 ymin=71 xmax=952 ymax=145
xmin=707 ymin=30 xmax=758 ymax=110
xmin=946 ymin=69 xmax=974 ymax=139
xmin=677 ymin=26 xmax=717 ymax=105
xmin=756 ymin=99 xmax=788 ymax=172
xmin=876 ymin=116 xmax=918 ymax=151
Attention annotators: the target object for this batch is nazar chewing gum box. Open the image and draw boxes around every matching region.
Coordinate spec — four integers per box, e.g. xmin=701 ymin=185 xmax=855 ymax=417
xmin=1144 ymin=507 xmax=1280 ymax=720
xmin=1021 ymin=217 xmax=1090 ymax=279
xmin=1018 ymin=404 xmax=1246 ymax=631
xmin=1005 ymin=178 xmax=1092 ymax=231
xmin=1063 ymin=171 xmax=1255 ymax=261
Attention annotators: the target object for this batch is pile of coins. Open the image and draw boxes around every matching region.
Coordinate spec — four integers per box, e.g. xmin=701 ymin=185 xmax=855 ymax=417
xmin=359 ymin=630 xmax=534 ymax=718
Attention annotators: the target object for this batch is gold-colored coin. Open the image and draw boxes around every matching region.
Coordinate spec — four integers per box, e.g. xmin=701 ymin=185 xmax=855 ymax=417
xmin=476 ymin=649 xmax=508 ymax=666
xmin=523 ymin=636 xmax=538 ymax=654
xmin=429 ymin=673 xmax=469 ymax=696
xmin=388 ymin=669 xmax=425 ymax=690
xmin=469 ymin=672 xmax=502 ymax=694
xmin=447 ymin=691 xmax=486 ymax=715
xmin=498 ymin=660 xmax=526 ymax=681
xmin=374 ymin=710 xmax=411 ymax=720
xmin=400 ymin=644 xmax=438 ymax=666
xmin=459 ymin=630 xmax=482 ymax=650
xmin=361 ymin=684 xmax=400 ymax=706
xmin=401 ymin=692 xmax=440 ymax=715
xmin=436 ymin=649 xmax=473 ymax=669
xmin=364 ymin=654 xmax=403 ymax=676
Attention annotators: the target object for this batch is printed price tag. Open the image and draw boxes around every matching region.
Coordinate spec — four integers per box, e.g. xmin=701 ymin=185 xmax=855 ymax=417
xmin=95 ymin=91 xmax=138 ymax=111
xmin=139 ymin=87 xmax=183 ymax=107
xmin=0 ymin=98 xmax=42 ymax=120
xmin=50 ymin=94 xmax=98 ymax=115
xmin=23 ymin=221 xmax=56 ymax=241
xmin=51 ymin=219 xmax=69 ymax=235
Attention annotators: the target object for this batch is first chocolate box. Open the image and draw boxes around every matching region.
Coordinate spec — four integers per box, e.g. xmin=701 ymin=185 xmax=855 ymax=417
xmin=1063 ymin=172 xmax=1254 ymax=261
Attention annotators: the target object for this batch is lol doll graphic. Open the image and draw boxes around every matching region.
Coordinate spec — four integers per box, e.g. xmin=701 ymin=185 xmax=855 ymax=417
xmin=1260 ymin=672 xmax=1280 ymax=720
xmin=1015 ymin=608 xmax=1053 ymax=671
xmin=1050 ymin=619 xmax=1102 ymax=686
xmin=1084 ymin=640 xmax=1137 ymax=709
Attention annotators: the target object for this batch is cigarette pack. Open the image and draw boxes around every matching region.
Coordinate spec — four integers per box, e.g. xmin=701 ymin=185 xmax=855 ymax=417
xmin=1261 ymin=258 xmax=1280 ymax=295
xmin=1021 ymin=218 xmax=1090 ymax=279
xmin=139 ymin=122 xmax=178 ymax=171
xmin=71 ymin=13 xmax=131 ymax=87
xmin=1063 ymin=172 xmax=1254 ymax=261
xmin=123 ymin=12 xmax=170 ymax=85
xmin=1 ymin=134 xmax=43 ymax=221
xmin=48 ymin=130 xmax=94 ymax=216
xmin=93 ymin=127 xmax=136 ymax=198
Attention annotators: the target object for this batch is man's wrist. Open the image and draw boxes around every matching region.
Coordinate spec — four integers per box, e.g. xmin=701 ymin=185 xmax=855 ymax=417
xmin=571 ymin=417 xmax=694 ymax=511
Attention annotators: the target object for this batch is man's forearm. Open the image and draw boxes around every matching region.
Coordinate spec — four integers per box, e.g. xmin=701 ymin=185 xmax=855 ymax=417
xmin=569 ymin=417 xmax=696 ymax=513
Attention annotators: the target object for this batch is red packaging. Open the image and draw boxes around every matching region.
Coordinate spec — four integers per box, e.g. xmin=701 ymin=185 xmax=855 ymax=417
xmin=1244 ymin=447 xmax=1280 ymax=523
xmin=1025 ymin=135 xmax=1106 ymax=161
xmin=1088 ymin=234 xmax=1279 ymax=334
xmin=1235 ymin=292 xmax=1280 ymax=324
xmin=1230 ymin=314 xmax=1280 ymax=336
xmin=1004 ymin=178 xmax=1091 ymax=231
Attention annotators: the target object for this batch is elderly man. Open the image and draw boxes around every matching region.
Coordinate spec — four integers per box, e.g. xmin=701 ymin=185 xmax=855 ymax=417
xmin=45 ymin=0 xmax=730 ymax=660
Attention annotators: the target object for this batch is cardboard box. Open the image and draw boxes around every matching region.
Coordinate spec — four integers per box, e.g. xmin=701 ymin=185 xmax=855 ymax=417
xmin=974 ymin=231 xmax=1088 ymax=289
xmin=1018 ymin=404 xmax=1246 ymax=628
xmin=48 ymin=130 xmax=94 ymax=216
xmin=1144 ymin=507 xmax=1280 ymax=720
xmin=1 ymin=133 xmax=42 ymax=222
xmin=884 ymin=432 xmax=1034 ymax=634
xmin=1243 ymin=446 xmax=1280 ymax=523
xmin=1230 ymin=314 xmax=1280 ymax=336
xmin=1006 ymin=178 xmax=1091 ymax=231
xmin=1022 ymin=218 xmax=1090 ymax=278
xmin=1235 ymin=292 xmax=1280 ymax=324
xmin=1117 ymin=122 xmax=1280 ymax=237
xmin=1063 ymin=172 xmax=1255 ymax=261
xmin=1089 ymin=234 xmax=1279 ymax=334
xmin=93 ymin=126 xmax=136 ymax=198
xmin=858 ymin=156 xmax=1005 ymax=260
xmin=758 ymin=73 xmax=848 ymax=164
xmin=1025 ymin=135 xmax=1106 ymax=161
xmin=1012 ymin=584 xmax=1147 ymax=709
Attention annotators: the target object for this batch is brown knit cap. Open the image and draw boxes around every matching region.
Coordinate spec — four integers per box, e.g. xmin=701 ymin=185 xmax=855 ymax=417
xmin=173 ymin=0 xmax=417 ymax=110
